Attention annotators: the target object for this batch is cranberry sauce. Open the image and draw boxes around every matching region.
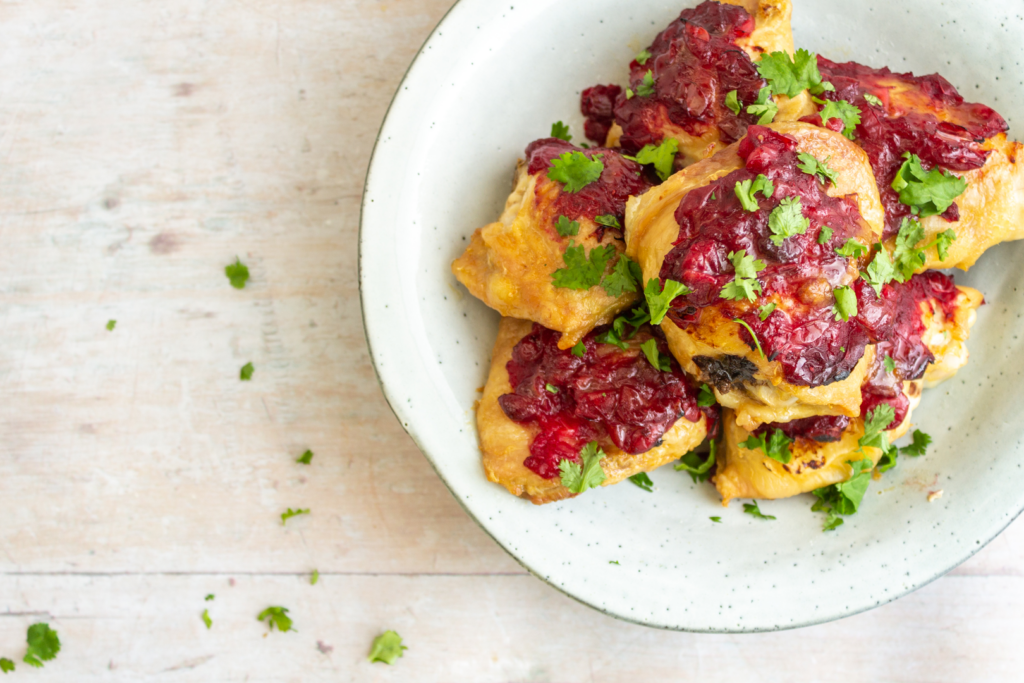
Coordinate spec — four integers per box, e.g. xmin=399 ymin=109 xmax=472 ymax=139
xmin=808 ymin=57 xmax=1008 ymax=238
xmin=580 ymin=84 xmax=622 ymax=147
xmin=498 ymin=323 xmax=707 ymax=479
xmin=582 ymin=1 xmax=765 ymax=152
xmin=661 ymin=125 xmax=874 ymax=387
xmin=524 ymin=138 xmax=653 ymax=239
xmin=756 ymin=415 xmax=852 ymax=444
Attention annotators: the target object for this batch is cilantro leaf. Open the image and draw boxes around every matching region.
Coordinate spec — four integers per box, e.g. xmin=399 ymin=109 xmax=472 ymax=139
xmin=883 ymin=355 xmax=896 ymax=374
xmin=202 ymin=609 xmax=212 ymax=630
xmin=601 ymin=255 xmax=642 ymax=297
xmin=555 ymin=215 xmax=579 ymax=237
xmin=860 ymin=404 xmax=896 ymax=454
xmin=240 ymin=362 xmax=254 ymax=381
xmin=281 ymin=507 xmax=310 ymax=525
xmin=758 ymin=302 xmax=776 ymax=321
xmin=743 ymin=501 xmax=776 ymax=520
xmin=863 ymin=246 xmax=896 ymax=296
xmin=635 ymin=49 xmax=652 ymax=66
xmin=675 ymin=440 xmax=716 ymax=483
xmin=739 ymin=428 xmax=793 ymax=464
xmin=0 ymin=659 xmax=12 ymax=673
xmin=311 ymin=569 xmax=319 ymax=585
xmin=205 ymin=593 xmax=215 ymax=601
xmin=595 ymin=327 xmax=628 ymax=350
xmin=864 ymin=93 xmax=884 ymax=107
xmin=767 ymin=196 xmax=810 ymax=246
xmin=645 ymin=278 xmax=691 ymax=325
xmin=935 ymin=229 xmax=957 ymax=261
xmin=547 ymin=151 xmax=604 ymax=193
xmin=756 ymin=49 xmax=827 ymax=98
xmin=594 ymin=214 xmax=621 ymax=229
xmin=628 ymin=472 xmax=654 ymax=492
xmin=797 ymin=152 xmax=839 ymax=185
xmin=832 ymin=285 xmax=858 ymax=322
xmin=901 ymin=429 xmax=932 ymax=457
xmin=734 ymin=174 xmax=775 ymax=212
xmin=636 ymin=70 xmax=656 ymax=97
xmin=368 ymin=631 xmax=407 ymax=665
xmin=550 ymin=121 xmax=572 ymax=142
xmin=893 ymin=217 xmax=927 ymax=282
xmin=609 ymin=560 xmax=620 ymax=565
xmin=296 ymin=449 xmax=314 ymax=464
xmin=720 ymin=250 xmax=765 ymax=302
xmin=891 ymin=153 xmax=967 ymax=216
xmin=732 ymin=318 xmax=765 ymax=358
xmin=817 ymin=226 xmax=834 ymax=244
xmin=559 ymin=441 xmax=607 ymax=494
xmin=613 ymin=307 xmax=650 ymax=340
xmin=625 ymin=88 xmax=634 ymax=100
xmin=725 ymin=89 xmax=741 ymax=115
xmin=106 ymin=319 xmax=116 ymax=331
xmin=257 ymin=606 xmax=294 ymax=633
xmin=818 ymin=99 xmax=861 ymax=139
xmin=226 ymin=258 xmax=250 ymax=289
xmin=571 ymin=341 xmax=586 ymax=357
xmin=811 ymin=457 xmax=875 ymax=528
xmin=552 ymin=242 xmax=616 ymax=290
xmin=697 ymin=383 xmax=717 ymax=407
xmin=545 ymin=383 xmax=559 ymax=394
xmin=835 ymin=238 xmax=868 ymax=259
xmin=640 ymin=339 xmax=672 ymax=372
xmin=746 ymin=86 xmax=778 ymax=124
xmin=630 ymin=138 xmax=679 ymax=181
xmin=22 ymin=624 xmax=60 ymax=669
xmin=710 ymin=516 xmax=722 ymax=523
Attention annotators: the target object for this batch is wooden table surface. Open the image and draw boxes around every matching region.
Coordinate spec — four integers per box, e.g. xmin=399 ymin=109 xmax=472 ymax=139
xmin=2 ymin=0 xmax=1023 ymax=680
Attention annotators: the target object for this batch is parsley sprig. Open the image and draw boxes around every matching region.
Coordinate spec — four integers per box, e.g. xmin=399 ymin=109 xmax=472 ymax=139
xmin=756 ymin=49 xmax=832 ymax=98
xmin=550 ymin=121 xmax=572 ymax=142
xmin=22 ymin=624 xmax=60 ymax=669
xmin=368 ymin=631 xmax=407 ymax=665
xmin=767 ymin=196 xmax=811 ymax=246
xmin=551 ymin=242 xmax=616 ymax=290
xmin=640 ymin=339 xmax=672 ymax=372
xmin=743 ymin=501 xmax=776 ymax=520
xmin=547 ymin=151 xmax=604 ymax=193
xmin=560 ymin=441 xmax=607 ymax=494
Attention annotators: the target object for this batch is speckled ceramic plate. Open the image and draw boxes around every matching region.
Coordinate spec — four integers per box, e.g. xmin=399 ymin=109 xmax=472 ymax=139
xmin=359 ymin=0 xmax=1024 ymax=632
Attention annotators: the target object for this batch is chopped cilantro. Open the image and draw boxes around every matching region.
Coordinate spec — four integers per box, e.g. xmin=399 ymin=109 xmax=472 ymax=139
xmin=613 ymin=307 xmax=650 ymax=339
xmin=202 ymin=609 xmax=212 ymax=630
xmin=756 ymin=49 xmax=828 ymax=98
xmin=863 ymin=246 xmax=896 ymax=296
xmin=812 ymin=458 xmax=874 ymax=523
xmin=595 ymin=327 xmax=628 ymax=351
xmin=547 ymin=151 xmax=604 ymax=193
xmin=709 ymin=516 xmax=722 ymax=523
xmin=625 ymin=88 xmax=634 ymax=99
xmin=205 ymin=594 xmax=215 ymax=601
xmin=901 ymin=429 xmax=932 ymax=457
xmin=550 ymin=121 xmax=572 ymax=142
xmin=818 ymin=99 xmax=861 ymax=139
xmin=817 ymin=226 xmax=834 ymax=244
xmin=594 ymin=214 xmax=621 ymax=229
xmin=732 ymin=318 xmax=765 ymax=358
xmin=609 ymin=560 xmax=620 ymax=565
xmin=628 ymin=472 xmax=654 ymax=492
xmin=368 ymin=630 xmax=407 ymax=665
xmin=22 ymin=624 xmax=60 ymax=669
xmin=797 ymin=152 xmax=839 ymax=185
xmin=675 ymin=440 xmax=716 ymax=483
xmin=743 ymin=501 xmax=776 ymax=520
xmin=832 ymin=285 xmax=858 ymax=322
xmin=891 ymin=153 xmax=967 ymax=216
xmin=257 ymin=606 xmax=294 ymax=633
xmin=859 ymin=403 xmax=897 ymax=468
xmin=0 ymin=659 xmax=12 ymax=673
xmin=935 ymin=229 xmax=957 ymax=261
xmin=106 ymin=319 xmax=116 ymax=331
xmin=629 ymin=138 xmax=679 ymax=181
xmin=571 ymin=341 xmax=586 ymax=357
xmin=734 ymin=174 xmax=775 ymax=212
xmin=296 ymin=449 xmax=314 ymax=464
xmin=635 ymin=49 xmax=652 ymax=65
xmin=555 ymin=215 xmax=579 ymax=237
xmin=645 ymin=278 xmax=691 ymax=325
xmin=559 ymin=441 xmax=607 ymax=494
xmin=636 ymin=70 xmax=656 ymax=97
xmin=551 ymin=241 xmax=616 ymax=290
xmin=720 ymin=250 xmax=765 ymax=302
xmin=281 ymin=507 xmax=310 ymax=525
xmin=240 ymin=362 xmax=254 ymax=381
xmin=758 ymin=302 xmax=777 ymax=321
xmin=640 ymin=339 xmax=672 ymax=372
xmin=893 ymin=217 xmax=927 ymax=281
xmin=835 ymin=238 xmax=868 ymax=259
xmin=697 ymin=383 xmax=717 ymax=407
xmin=311 ymin=569 xmax=319 ymax=585
xmin=601 ymin=255 xmax=643 ymax=297
xmin=226 ymin=258 xmax=250 ymax=289
xmin=739 ymin=428 xmax=793 ymax=464
xmin=767 ymin=196 xmax=810 ymax=246
xmin=545 ymin=383 xmax=559 ymax=394
xmin=883 ymin=355 xmax=896 ymax=374
xmin=746 ymin=86 xmax=778 ymax=124
xmin=725 ymin=89 xmax=741 ymax=115
xmin=863 ymin=93 xmax=884 ymax=107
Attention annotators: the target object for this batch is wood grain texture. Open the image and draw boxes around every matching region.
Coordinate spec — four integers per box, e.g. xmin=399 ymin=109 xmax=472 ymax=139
xmin=0 ymin=0 xmax=1022 ymax=680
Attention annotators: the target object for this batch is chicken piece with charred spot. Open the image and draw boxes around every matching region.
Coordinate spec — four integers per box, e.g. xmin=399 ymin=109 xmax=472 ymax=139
xmin=477 ymin=318 xmax=714 ymax=505
xmin=714 ymin=271 xmax=982 ymax=504
xmin=581 ymin=0 xmax=811 ymax=167
xmin=626 ymin=122 xmax=886 ymax=430
xmin=453 ymin=139 xmax=653 ymax=350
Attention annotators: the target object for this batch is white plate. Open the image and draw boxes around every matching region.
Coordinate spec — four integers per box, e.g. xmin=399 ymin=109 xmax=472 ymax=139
xmin=360 ymin=0 xmax=1024 ymax=632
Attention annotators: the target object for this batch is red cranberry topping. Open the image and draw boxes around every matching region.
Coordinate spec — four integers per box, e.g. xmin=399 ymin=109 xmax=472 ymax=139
xmin=757 ymin=415 xmax=852 ymax=443
xmin=524 ymin=138 xmax=653 ymax=233
xmin=808 ymin=57 xmax=1008 ymax=238
xmin=859 ymin=346 xmax=910 ymax=431
xmin=661 ymin=125 xmax=873 ymax=387
xmin=588 ymin=0 xmax=764 ymax=154
xmin=581 ymin=84 xmax=622 ymax=145
xmin=499 ymin=323 xmax=707 ymax=479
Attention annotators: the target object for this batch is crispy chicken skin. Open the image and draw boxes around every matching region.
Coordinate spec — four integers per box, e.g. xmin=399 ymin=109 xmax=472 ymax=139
xmin=626 ymin=122 xmax=885 ymax=430
xmin=477 ymin=318 xmax=709 ymax=505
xmin=453 ymin=144 xmax=648 ymax=350
xmin=714 ymin=283 xmax=982 ymax=503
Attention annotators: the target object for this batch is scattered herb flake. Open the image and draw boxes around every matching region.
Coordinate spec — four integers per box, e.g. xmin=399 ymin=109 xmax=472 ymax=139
xmin=756 ymin=49 xmax=827 ymax=98
xmin=635 ymin=49 xmax=652 ymax=65
xmin=863 ymin=246 xmax=896 ymax=296
xmin=601 ymin=255 xmax=642 ymax=297
xmin=720 ymin=249 xmax=765 ymax=302
xmin=710 ymin=516 xmax=722 ymax=523
xmin=570 ymin=341 xmax=586 ymax=357
xmin=734 ymin=174 xmax=775 ymax=212
xmin=550 ymin=121 xmax=572 ymax=142
xmin=901 ymin=429 xmax=932 ymax=457
xmin=636 ymin=70 xmax=656 ymax=97
xmin=0 ymin=659 xmax=12 ymax=673
xmin=675 ymin=440 xmax=716 ymax=483
xmin=106 ymin=319 xmax=116 ymax=331
xmin=311 ymin=569 xmax=320 ymax=585
xmin=725 ymin=89 xmax=741 ymax=115
xmin=547 ymin=151 xmax=604 ymax=193
xmin=758 ymin=302 xmax=777 ymax=321
xmin=22 ymin=624 xmax=60 ymax=669
xmin=594 ymin=214 xmax=621 ymax=229
xmin=202 ymin=609 xmax=212 ymax=630
xmin=743 ymin=501 xmax=776 ymax=520
xmin=629 ymin=138 xmax=680 ymax=181
xmin=767 ymin=196 xmax=810 ymax=246
xmin=883 ymin=355 xmax=896 ymax=374
xmin=835 ymin=238 xmax=868 ymax=259
xmin=864 ymin=93 xmax=883 ymax=107
xmin=225 ymin=258 xmax=250 ymax=289
xmin=818 ymin=98 xmax=862 ymax=139
xmin=645 ymin=278 xmax=691 ymax=325
xmin=552 ymin=241 xmax=616 ymax=290
xmin=817 ymin=226 xmax=834 ymax=244
xmin=280 ymin=508 xmax=310 ymax=525
xmin=697 ymin=383 xmax=717 ymax=408
xmin=555 ymin=215 xmax=580 ymax=237
xmin=797 ymin=152 xmax=839 ymax=185
xmin=296 ymin=449 xmax=314 ymax=465
xmin=559 ymin=441 xmax=607 ymax=494
xmin=739 ymin=428 xmax=793 ymax=464
xmin=640 ymin=338 xmax=672 ymax=372
xmin=732 ymin=318 xmax=765 ymax=358
xmin=240 ymin=362 xmax=254 ymax=381
xmin=257 ymin=606 xmax=294 ymax=633
xmin=628 ymin=472 xmax=654 ymax=492
xmin=832 ymin=285 xmax=858 ymax=322
xmin=205 ymin=594 xmax=215 ymax=601
xmin=545 ymin=383 xmax=559 ymax=394
xmin=746 ymin=86 xmax=778 ymax=124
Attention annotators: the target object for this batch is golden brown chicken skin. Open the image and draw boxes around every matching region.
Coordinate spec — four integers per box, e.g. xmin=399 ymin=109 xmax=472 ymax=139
xmin=453 ymin=139 xmax=653 ymax=350
xmin=478 ymin=318 xmax=711 ymax=504
xmin=626 ymin=122 xmax=885 ymax=430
